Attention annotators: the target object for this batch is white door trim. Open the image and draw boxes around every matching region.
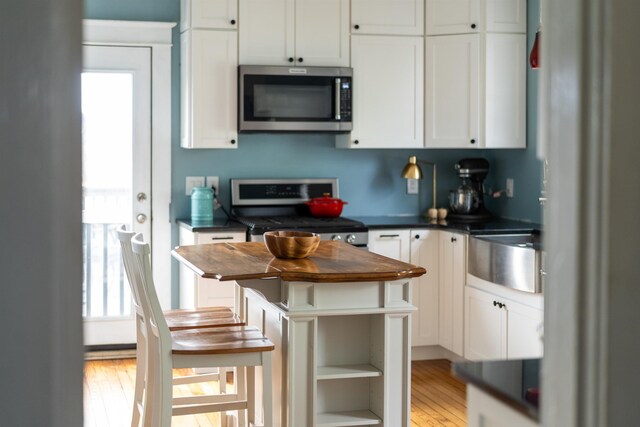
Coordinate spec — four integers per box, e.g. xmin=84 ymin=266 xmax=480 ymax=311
xmin=541 ymin=0 xmax=640 ymax=425
xmin=83 ymin=19 xmax=175 ymax=309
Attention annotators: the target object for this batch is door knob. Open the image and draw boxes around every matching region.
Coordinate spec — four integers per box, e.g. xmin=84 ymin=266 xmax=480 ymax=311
xmin=137 ymin=192 xmax=147 ymax=202
xmin=136 ymin=213 xmax=147 ymax=224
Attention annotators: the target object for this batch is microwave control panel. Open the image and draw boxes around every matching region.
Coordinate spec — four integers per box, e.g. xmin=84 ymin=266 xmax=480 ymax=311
xmin=339 ymin=79 xmax=352 ymax=121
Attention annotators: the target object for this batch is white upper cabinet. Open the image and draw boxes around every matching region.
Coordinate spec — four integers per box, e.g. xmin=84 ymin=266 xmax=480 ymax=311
xmin=351 ymin=0 xmax=425 ymax=36
xmin=426 ymin=0 xmax=480 ymax=35
xmin=239 ymin=0 xmax=350 ymax=66
xmin=485 ymin=0 xmax=526 ymax=33
xmin=181 ymin=30 xmax=238 ymax=149
xmin=425 ymin=34 xmax=480 ymax=148
xmin=484 ymin=33 xmax=526 ymax=148
xmin=341 ymin=35 xmax=424 ymax=149
xmin=425 ymin=0 xmax=526 ymax=149
xmin=426 ymin=0 xmax=526 ymax=35
xmin=181 ymin=0 xmax=238 ymax=31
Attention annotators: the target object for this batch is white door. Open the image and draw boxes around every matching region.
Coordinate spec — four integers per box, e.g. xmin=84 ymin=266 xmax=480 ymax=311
xmin=82 ymin=45 xmax=151 ymax=346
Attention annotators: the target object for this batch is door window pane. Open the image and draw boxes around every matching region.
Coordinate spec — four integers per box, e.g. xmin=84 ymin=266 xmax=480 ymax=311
xmin=81 ymin=72 xmax=133 ymax=318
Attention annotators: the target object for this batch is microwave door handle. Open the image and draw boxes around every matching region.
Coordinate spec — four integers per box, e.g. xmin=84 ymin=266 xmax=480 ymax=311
xmin=334 ymin=78 xmax=341 ymax=121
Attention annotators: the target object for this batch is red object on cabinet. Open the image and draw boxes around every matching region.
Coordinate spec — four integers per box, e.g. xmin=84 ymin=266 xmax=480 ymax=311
xmin=530 ymin=29 xmax=540 ymax=69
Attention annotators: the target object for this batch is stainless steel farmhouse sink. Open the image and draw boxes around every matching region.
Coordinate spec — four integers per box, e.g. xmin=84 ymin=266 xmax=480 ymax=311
xmin=468 ymin=233 xmax=543 ymax=294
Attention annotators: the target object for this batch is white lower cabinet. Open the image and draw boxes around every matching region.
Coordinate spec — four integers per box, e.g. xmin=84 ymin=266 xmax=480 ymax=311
xmin=368 ymin=229 xmax=411 ymax=262
xmin=369 ymin=229 xmax=442 ymax=349
xmin=464 ymin=285 xmax=506 ymax=359
xmin=410 ymin=230 xmax=439 ymax=346
xmin=438 ymin=231 xmax=465 ymax=356
xmin=178 ymin=228 xmax=245 ymax=309
xmin=467 ymin=384 xmax=538 ymax=427
xmin=465 ymin=279 xmax=544 ymax=361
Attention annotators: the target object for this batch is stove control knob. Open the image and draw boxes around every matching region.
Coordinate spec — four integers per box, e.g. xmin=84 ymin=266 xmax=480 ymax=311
xmin=332 ymin=235 xmax=342 ymax=241
xmin=346 ymin=234 xmax=356 ymax=244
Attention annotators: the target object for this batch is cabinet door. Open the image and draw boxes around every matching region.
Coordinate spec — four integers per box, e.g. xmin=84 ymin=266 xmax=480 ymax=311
xmin=467 ymin=385 xmax=539 ymax=427
xmin=180 ymin=0 xmax=238 ymax=31
xmin=485 ymin=0 xmax=526 ymax=33
xmin=295 ymin=0 xmax=350 ymax=66
xmin=179 ymin=229 xmax=245 ymax=309
xmin=425 ymin=34 xmax=480 ymax=148
xmin=464 ymin=286 xmax=507 ymax=360
xmin=439 ymin=231 xmax=465 ymax=356
xmin=426 ymin=0 xmax=481 ymax=35
xmin=410 ymin=230 xmax=439 ymax=346
xmin=348 ymin=35 xmax=424 ymax=149
xmin=351 ymin=0 xmax=424 ymax=36
xmin=506 ymin=300 xmax=543 ymax=359
xmin=238 ymin=0 xmax=294 ymax=65
xmin=368 ymin=229 xmax=411 ymax=262
xmin=181 ymin=30 xmax=238 ymax=149
xmin=484 ymin=33 xmax=526 ymax=148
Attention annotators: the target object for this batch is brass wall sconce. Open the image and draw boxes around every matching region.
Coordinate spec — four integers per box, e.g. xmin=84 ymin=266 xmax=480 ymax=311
xmin=401 ymin=155 xmax=447 ymax=220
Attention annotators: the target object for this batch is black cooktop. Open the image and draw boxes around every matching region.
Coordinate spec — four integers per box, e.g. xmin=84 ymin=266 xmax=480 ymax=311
xmin=235 ymin=215 xmax=365 ymax=233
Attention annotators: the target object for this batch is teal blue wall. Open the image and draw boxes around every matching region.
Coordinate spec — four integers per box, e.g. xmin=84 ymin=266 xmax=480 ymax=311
xmin=85 ymin=0 xmax=542 ymax=305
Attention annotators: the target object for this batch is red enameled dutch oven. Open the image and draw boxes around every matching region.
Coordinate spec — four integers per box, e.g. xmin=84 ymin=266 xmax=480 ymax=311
xmin=306 ymin=193 xmax=348 ymax=218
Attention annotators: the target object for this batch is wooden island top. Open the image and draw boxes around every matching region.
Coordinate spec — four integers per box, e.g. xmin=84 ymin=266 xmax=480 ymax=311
xmin=172 ymin=240 xmax=426 ymax=283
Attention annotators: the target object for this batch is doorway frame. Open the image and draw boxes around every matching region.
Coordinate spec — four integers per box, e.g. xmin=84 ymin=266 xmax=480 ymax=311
xmin=83 ymin=20 xmax=174 ymax=308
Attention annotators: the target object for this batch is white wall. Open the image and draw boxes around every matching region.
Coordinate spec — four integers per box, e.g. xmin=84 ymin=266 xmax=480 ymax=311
xmin=0 ymin=0 xmax=84 ymax=425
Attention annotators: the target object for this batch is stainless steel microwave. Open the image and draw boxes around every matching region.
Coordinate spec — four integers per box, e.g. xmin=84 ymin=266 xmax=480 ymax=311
xmin=238 ymin=65 xmax=352 ymax=133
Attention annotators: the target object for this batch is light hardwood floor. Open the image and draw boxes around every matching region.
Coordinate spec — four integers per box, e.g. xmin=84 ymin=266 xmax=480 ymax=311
xmin=84 ymin=358 xmax=467 ymax=426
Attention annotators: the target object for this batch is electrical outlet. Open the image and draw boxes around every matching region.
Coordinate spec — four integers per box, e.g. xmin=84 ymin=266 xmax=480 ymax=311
xmin=407 ymin=179 xmax=419 ymax=194
xmin=506 ymin=178 xmax=514 ymax=198
xmin=185 ymin=176 xmax=205 ymax=195
xmin=205 ymin=176 xmax=219 ymax=196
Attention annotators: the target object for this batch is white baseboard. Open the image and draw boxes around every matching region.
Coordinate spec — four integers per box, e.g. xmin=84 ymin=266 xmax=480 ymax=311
xmin=411 ymin=345 xmax=466 ymax=362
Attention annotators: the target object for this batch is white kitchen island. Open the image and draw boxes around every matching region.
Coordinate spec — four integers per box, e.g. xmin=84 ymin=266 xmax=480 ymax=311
xmin=172 ymin=241 xmax=426 ymax=427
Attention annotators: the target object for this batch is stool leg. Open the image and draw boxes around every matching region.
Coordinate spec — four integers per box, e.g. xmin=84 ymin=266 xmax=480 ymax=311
xmin=132 ymin=321 xmax=146 ymax=427
xmin=236 ymin=367 xmax=247 ymax=427
xmin=262 ymin=352 xmax=273 ymax=427
xmin=246 ymin=366 xmax=256 ymax=426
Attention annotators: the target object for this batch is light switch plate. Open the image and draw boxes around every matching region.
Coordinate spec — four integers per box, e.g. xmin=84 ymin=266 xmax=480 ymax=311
xmin=185 ymin=176 xmax=205 ymax=195
xmin=506 ymin=178 xmax=514 ymax=198
xmin=407 ymin=179 xmax=419 ymax=194
xmin=205 ymin=176 xmax=219 ymax=196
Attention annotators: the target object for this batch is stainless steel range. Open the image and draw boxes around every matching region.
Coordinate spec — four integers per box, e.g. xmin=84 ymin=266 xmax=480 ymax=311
xmin=231 ymin=178 xmax=368 ymax=246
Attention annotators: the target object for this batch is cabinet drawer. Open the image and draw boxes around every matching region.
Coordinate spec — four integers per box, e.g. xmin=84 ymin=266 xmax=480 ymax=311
xmin=195 ymin=231 xmax=245 ymax=244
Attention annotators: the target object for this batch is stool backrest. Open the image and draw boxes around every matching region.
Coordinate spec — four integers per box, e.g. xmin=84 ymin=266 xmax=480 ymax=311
xmin=130 ymin=233 xmax=171 ymax=348
xmin=115 ymin=225 xmax=143 ymax=313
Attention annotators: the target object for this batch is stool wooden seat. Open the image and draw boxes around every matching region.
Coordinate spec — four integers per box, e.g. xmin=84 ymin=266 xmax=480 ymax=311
xmin=130 ymin=232 xmax=275 ymax=427
xmin=165 ymin=307 xmax=243 ymax=331
xmin=171 ymin=325 xmax=274 ymax=355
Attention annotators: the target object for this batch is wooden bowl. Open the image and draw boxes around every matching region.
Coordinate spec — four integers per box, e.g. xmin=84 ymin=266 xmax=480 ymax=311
xmin=263 ymin=231 xmax=320 ymax=259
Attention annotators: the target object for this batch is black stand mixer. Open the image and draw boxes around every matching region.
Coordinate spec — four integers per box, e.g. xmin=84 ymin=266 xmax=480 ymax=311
xmin=448 ymin=158 xmax=493 ymax=221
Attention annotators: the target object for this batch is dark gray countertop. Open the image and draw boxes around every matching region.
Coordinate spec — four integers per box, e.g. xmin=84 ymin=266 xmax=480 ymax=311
xmin=177 ymin=216 xmax=541 ymax=235
xmin=453 ymin=358 xmax=541 ymax=422
xmin=350 ymin=215 xmax=542 ymax=235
